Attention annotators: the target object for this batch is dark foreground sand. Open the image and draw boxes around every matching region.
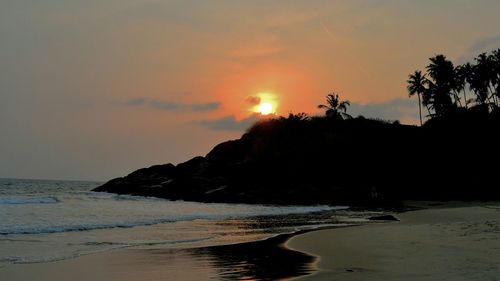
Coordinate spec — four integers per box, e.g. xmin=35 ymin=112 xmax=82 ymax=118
xmin=3 ymin=203 xmax=500 ymax=281
xmin=287 ymin=203 xmax=500 ymax=281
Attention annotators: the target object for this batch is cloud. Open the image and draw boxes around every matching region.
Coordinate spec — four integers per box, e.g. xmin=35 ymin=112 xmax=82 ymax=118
xmin=245 ymin=96 xmax=261 ymax=106
xmin=125 ymin=98 xmax=220 ymax=112
xmin=457 ymin=35 xmax=500 ymax=63
xmin=190 ymin=102 xmax=221 ymax=111
xmin=195 ymin=114 xmax=260 ymax=131
xmin=125 ymin=97 xmax=148 ymax=106
xmin=149 ymin=100 xmax=180 ymax=110
xmin=349 ymin=98 xmax=419 ymax=124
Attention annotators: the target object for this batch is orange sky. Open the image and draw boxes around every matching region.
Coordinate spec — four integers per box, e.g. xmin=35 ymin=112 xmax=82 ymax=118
xmin=2 ymin=1 xmax=500 ymax=180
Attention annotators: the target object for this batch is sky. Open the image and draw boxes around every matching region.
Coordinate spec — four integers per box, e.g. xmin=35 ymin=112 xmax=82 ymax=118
xmin=2 ymin=0 xmax=500 ymax=181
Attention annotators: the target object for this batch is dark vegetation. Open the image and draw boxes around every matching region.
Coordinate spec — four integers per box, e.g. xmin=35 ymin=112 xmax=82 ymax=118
xmin=94 ymin=49 xmax=500 ymax=205
xmin=408 ymin=49 xmax=500 ymax=125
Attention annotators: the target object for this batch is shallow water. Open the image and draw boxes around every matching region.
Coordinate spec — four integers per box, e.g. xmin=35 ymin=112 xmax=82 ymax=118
xmin=0 ymin=178 xmax=347 ymax=266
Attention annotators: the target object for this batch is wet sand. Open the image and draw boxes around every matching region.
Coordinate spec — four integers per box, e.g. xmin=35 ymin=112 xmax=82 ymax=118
xmin=287 ymin=202 xmax=500 ymax=280
xmin=3 ymin=203 xmax=500 ymax=281
xmin=1 ymin=248 xmax=216 ymax=281
xmin=0 ymin=230 xmax=315 ymax=281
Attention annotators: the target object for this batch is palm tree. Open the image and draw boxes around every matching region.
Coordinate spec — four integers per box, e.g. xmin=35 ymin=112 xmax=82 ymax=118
xmin=426 ymin=55 xmax=456 ymax=116
xmin=407 ymin=70 xmax=427 ymax=126
xmin=427 ymin=55 xmax=456 ymax=86
xmin=318 ymin=93 xmax=351 ymax=120
xmin=469 ymin=53 xmax=493 ymax=109
xmin=489 ymin=49 xmax=500 ymax=108
xmin=455 ymin=63 xmax=471 ymax=108
xmin=421 ymin=80 xmax=434 ymax=117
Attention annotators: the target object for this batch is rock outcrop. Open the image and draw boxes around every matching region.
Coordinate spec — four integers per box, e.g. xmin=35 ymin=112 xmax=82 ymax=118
xmin=94 ymin=113 xmax=500 ymax=205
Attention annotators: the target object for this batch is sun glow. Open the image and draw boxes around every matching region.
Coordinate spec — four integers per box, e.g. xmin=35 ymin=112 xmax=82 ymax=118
xmin=251 ymin=92 xmax=278 ymax=115
xmin=257 ymin=102 xmax=274 ymax=115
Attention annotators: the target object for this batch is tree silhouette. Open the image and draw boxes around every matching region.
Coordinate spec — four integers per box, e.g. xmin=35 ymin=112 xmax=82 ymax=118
xmin=280 ymin=112 xmax=309 ymax=122
xmin=469 ymin=53 xmax=493 ymax=109
xmin=426 ymin=55 xmax=456 ymax=116
xmin=407 ymin=70 xmax=427 ymax=126
xmin=318 ymin=93 xmax=351 ymax=120
xmin=489 ymin=49 xmax=500 ymax=107
xmin=454 ymin=63 xmax=471 ymax=108
xmin=408 ymin=49 xmax=500 ymax=122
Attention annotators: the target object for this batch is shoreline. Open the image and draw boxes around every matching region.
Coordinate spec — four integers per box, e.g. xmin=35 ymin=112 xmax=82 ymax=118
xmin=286 ymin=201 xmax=500 ymax=280
xmin=3 ymin=202 xmax=499 ymax=280
xmin=0 ymin=222 xmax=355 ymax=281
xmin=0 ymin=211 xmax=364 ymax=281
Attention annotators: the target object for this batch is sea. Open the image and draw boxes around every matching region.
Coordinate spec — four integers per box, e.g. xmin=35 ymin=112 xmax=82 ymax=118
xmin=0 ymin=178 xmax=357 ymax=267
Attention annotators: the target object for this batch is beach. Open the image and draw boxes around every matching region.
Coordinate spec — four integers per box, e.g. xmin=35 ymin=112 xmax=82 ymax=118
xmin=1 ymin=228 xmax=314 ymax=281
xmin=2 ymin=202 xmax=499 ymax=280
xmin=288 ymin=202 xmax=500 ymax=280
xmin=0 ymin=179 xmax=347 ymax=281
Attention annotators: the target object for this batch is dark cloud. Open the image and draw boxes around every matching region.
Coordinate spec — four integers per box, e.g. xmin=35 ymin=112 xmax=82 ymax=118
xmin=150 ymin=100 xmax=180 ymax=110
xmin=191 ymin=102 xmax=221 ymax=111
xmin=458 ymin=35 xmax=500 ymax=63
xmin=124 ymin=98 xmax=220 ymax=112
xmin=125 ymin=97 xmax=148 ymax=106
xmin=349 ymin=98 xmax=419 ymax=123
xmin=195 ymin=114 xmax=260 ymax=131
xmin=245 ymin=96 xmax=261 ymax=106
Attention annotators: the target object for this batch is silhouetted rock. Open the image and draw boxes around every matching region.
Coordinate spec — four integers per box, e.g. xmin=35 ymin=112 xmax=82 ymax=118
xmin=93 ymin=113 xmax=500 ymax=205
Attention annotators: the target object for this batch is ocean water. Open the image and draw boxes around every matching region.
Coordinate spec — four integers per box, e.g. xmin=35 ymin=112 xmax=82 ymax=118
xmin=0 ymin=178 xmax=349 ymax=266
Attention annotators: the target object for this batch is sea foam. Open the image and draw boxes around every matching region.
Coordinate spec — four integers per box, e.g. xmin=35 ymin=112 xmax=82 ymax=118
xmin=0 ymin=197 xmax=58 ymax=205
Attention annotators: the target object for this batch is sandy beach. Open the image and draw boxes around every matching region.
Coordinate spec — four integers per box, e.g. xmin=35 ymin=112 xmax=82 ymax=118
xmin=1 ymin=226 xmax=313 ymax=281
xmin=288 ymin=202 xmax=500 ymax=280
xmin=3 ymin=202 xmax=500 ymax=281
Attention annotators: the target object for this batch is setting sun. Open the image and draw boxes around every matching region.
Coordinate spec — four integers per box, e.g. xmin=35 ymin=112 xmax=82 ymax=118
xmin=258 ymin=102 xmax=274 ymax=115
xmin=250 ymin=92 xmax=278 ymax=115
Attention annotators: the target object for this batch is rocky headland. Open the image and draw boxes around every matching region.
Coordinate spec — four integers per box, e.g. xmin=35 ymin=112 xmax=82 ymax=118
xmin=93 ymin=111 xmax=500 ymax=205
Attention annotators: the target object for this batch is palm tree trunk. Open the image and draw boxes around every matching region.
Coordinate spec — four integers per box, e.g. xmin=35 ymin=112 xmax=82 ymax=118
xmin=487 ymin=84 xmax=498 ymax=107
xmin=425 ymin=105 xmax=432 ymax=117
xmin=453 ymin=92 xmax=462 ymax=107
xmin=463 ymin=90 xmax=468 ymax=109
xmin=417 ymin=93 xmax=423 ymax=126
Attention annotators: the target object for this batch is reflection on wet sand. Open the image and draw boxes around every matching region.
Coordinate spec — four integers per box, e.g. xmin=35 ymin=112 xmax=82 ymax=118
xmin=190 ymin=232 xmax=315 ymax=281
